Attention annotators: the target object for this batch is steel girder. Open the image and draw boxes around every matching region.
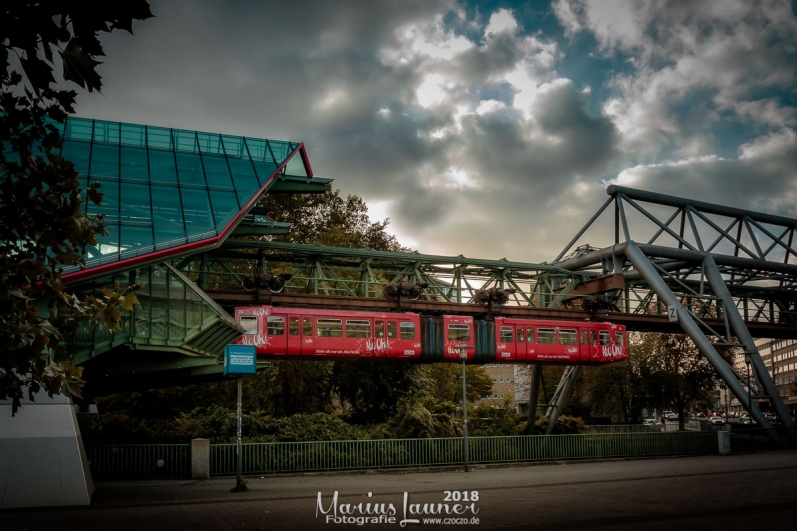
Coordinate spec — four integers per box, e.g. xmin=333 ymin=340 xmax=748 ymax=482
xmin=545 ymin=365 xmax=582 ymax=434
xmin=180 ymin=240 xmax=587 ymax=310
xmin=550 ymin=186 xmax=797 ymax=437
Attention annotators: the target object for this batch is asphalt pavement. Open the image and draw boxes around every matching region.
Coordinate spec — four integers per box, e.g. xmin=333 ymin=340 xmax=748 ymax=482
xmin=2 ymin=451 xmax=796 ymax=531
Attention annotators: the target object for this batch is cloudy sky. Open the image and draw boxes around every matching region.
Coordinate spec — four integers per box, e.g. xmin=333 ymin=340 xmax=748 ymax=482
xmin=73 ymin=0 xmax=797 ymax=263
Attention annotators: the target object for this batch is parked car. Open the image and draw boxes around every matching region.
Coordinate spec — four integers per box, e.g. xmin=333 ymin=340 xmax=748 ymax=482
xmin=666 ymin=413 xmax=678 ymax=421
xmin=643 ymin=418 xmax=661 ymax=426
xmin=739 ymin=416 xmax=754 ymax=425
xmin=710 ymin=416 xmax=724 ymax=425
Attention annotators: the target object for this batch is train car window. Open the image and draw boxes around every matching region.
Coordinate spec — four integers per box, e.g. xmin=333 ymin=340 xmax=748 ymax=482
xmin=317 ymin=318 xmax=342 ymax=338
xmin=615 ymin=331 xmax=625 ymax=347
xmin=448 ymin=324 xmax=471 ymax=341
xmin=267 ymin=316 xmax=284 ymax=336
xmin=303 ymin=318 xmax=313 ymax=336
xmin=599 ymin=330 xmax=611 ymax=346
xmin=500 ymin=326 xmax=514 ymax=343
xmin=538 ymin=328 xmax=556 ymax=344
xmin=590 ymin=330 xmax=597 ymax=346
xmin=517 ymin=327 xmax=525 ymax=343
xmin=387 ymin=322 xmax=397 ymax=338
xmin=581 ymin=330 xmax=588 ymax=345
xmin=527 ymin=328 xmax=535 ymax=343
xmin=240 ymin=316 xmax=258 ymax=335
xmin=400 ymin=322 xmax=416 ymax=340
xmin=559 ymin=329 xmax=578 ymax=345
xmin=375 ymin=321 xmax=384 ymax=338
xmin=289 ymin=317 xmax=299 ymax=336
xmin=346 ymin=320 xmax=371 ymax=338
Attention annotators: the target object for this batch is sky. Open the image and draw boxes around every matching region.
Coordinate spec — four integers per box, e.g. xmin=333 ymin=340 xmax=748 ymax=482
xmin=73 ymin=0 xmax=797 ymax=263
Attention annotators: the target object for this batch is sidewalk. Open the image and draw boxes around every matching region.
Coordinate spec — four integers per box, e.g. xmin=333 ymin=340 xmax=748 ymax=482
xmin=2 ymin=451 xmax=796 ymax=530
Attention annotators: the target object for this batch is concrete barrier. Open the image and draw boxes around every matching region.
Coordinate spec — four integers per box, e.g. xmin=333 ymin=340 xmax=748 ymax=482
xmin=192 ymin=438 xmax=210 ymax=479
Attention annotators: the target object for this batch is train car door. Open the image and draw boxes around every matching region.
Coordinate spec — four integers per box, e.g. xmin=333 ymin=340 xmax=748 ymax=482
xmin=515 ymin=323 xmax=527 ymax=361
xmin=395 ymin=317 xmax=421 ymax=359
xmin=286 ymin=316 xmax=301 ymax=356
xmin=374 ymin=318 xmax=387 ymax=356
xmin=496 ymin=322 xmax=516 ymax=361
xmin=443 ymin=315 xmax=475 ymax=361
xmin=301 ymin=316 xmax=315 ymax=355
xmin=579 ymin=327 xmax=590 ymax=362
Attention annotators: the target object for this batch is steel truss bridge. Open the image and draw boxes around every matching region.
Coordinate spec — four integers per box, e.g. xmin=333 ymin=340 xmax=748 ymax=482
xmin=67 ymin=183 xmax=797 ymax=437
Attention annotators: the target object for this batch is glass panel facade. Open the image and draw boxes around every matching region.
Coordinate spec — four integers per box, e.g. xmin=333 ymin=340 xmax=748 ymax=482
xmin=57 ymin=116 xmax=306 ymax=275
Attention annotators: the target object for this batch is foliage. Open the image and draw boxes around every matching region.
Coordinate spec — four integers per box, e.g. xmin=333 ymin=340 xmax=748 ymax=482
xmin=583 ymin=333 xmax=657 ymax=424
xmin=469 ymin=397 xmax=524 ymax=436
xmin=0 ymin=2 xmax=152 ymax=412
xmin=425 ymin=363 xmax=493 ymax=404
xmin=97 ymin=405 xmax=365 ymax=444
xmin=267 ymin=185 xmax=409 ymax=252
xmin=334 ymin=360 xmax=429 ymax=423
xmin=582 ymin=332 xmax=722 ymax=426
xmin=386 ymin=396 xmax=459 ymax=439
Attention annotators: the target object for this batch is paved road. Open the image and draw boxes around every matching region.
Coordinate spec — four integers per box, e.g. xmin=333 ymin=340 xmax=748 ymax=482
xmin=2 ymin=452 xmax=796 ymax=530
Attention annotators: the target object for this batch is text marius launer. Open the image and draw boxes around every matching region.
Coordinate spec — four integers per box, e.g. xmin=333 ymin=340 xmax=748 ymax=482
xmin=316 ymin=490 xmax=480 ymax=526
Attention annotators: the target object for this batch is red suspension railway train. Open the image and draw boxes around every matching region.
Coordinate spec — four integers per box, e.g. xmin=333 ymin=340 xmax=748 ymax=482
xmin=234 ymin=306 xmax=627 ymax=365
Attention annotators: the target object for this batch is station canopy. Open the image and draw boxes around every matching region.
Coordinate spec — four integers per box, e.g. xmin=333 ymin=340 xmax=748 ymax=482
xmin=56 ymin=117 xmax=325 ymax=283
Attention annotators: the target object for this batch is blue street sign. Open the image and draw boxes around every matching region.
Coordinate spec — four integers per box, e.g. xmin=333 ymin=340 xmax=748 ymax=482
xmin=223 ymin=345 xmax=256 ymax=375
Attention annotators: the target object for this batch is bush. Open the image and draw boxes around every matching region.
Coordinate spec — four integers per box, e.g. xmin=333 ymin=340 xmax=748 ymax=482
xmin=515 ymin=415 xmax=588 ymax=435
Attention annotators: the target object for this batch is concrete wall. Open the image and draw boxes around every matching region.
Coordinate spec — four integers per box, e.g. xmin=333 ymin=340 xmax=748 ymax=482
xmin=0 ymin=390 xmax=94 ymax=508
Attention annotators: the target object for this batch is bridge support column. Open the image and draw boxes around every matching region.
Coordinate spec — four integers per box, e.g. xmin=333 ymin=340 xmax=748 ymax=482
xmin=0 ymin=389 xmax=94 ymax=508
xmin=702 ymin=255 xmax=795 ymax=431
xmin=526 ymin=365 xmax=542 ymax=433
xmin=624 ymin=242 xmax=783 ymax=433
xmin=546 ymin=365 xmax=581 ymax=434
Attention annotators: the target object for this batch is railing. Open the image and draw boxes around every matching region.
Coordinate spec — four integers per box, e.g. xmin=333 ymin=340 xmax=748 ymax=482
xmin=209 ymin=432 xmax=718 ymax=476
xmin=85 ymin=444 xmax=191 ymax=480
xmin=87 ymin=429 xmax=791 ymax=480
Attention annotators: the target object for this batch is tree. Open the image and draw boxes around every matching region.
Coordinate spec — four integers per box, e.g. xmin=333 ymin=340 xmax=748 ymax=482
xmin=425 ymin=363 xmax=493 ymax=404
xmin=333 ymin=360 xmax=429 ymax=423
xmin=653 ymin=333 xmax=721 ymax=429
xmin=582 ymin=332 xmax=722 ymax=428
xmin=267 ymin=186 xmax=410 ymax=252
xmin=260 ymin=186 xmax=422 ymax=419
xmin=0 ymin=2 xmax=152 ymax=412
xmin=583 ymin=333 xmax=659 ymax=424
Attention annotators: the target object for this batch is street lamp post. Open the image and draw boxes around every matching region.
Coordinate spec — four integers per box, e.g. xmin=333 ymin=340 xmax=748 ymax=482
xmin=460 ymin=345 xmax=470 ymax=473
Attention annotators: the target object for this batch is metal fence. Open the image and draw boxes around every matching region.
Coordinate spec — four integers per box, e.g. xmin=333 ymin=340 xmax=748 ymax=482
xmin=209 ymin=431 xmax=718 ymax=476
xmin=85 ymin=444 xmax=191 ymax=480
xmin=87 ymin=428 xmax=793 ymax=480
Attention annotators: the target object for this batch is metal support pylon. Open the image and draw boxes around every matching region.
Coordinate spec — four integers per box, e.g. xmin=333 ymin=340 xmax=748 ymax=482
xmin=624 ymin=241 xmax=795 ymax=438
xmin=545 ymin=364 xmax=582 ymax=434
xmin=526 ymin=364 xmax=542 ymax=433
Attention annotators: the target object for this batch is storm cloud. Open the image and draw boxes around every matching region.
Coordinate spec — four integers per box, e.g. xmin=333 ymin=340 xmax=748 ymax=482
xmin=74 ymin=0 xmax=797 ymax=262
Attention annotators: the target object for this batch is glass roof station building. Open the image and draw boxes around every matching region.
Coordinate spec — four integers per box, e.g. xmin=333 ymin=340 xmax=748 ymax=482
xmin=53 ymin=117 xmax=331 ymax=393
